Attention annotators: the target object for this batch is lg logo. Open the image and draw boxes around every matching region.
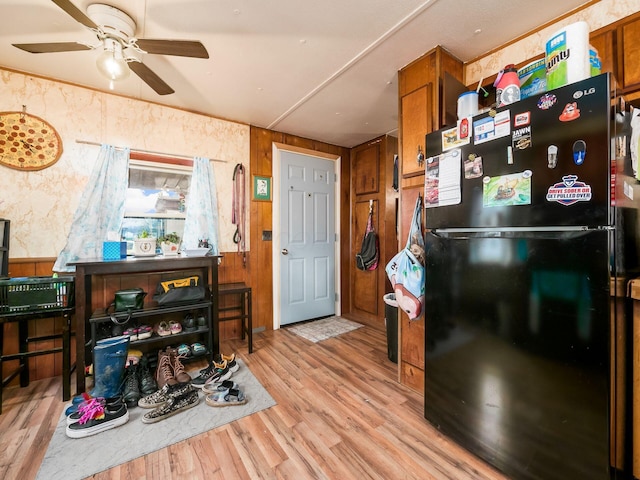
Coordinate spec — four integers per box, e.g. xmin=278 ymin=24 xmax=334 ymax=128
xmin=573 ymin=87 xmax=596 ymax=99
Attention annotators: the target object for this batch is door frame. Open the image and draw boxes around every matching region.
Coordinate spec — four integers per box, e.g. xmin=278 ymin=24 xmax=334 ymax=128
xmin=272 ymin=142 xmax=342 ymax=330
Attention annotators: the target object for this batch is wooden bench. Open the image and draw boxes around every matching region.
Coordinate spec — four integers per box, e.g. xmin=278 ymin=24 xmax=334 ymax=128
xmin=218 ymin=282 xmax=253 ymax=353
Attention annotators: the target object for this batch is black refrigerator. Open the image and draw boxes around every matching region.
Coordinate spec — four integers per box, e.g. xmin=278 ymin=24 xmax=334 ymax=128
xmin=423 ymin=73 xmax=638 ymax=479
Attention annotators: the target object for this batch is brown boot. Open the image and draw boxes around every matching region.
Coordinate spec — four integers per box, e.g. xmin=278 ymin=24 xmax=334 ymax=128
xmin=167 ymin=347 xmax=193 ymax=383
xmin=155 ymin=349 xmax=177 ymax=389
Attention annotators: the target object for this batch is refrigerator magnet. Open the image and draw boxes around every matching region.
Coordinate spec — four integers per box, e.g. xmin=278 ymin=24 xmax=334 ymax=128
xmin=546 ymin=174 xmax=592 ymax=205
xmin=512 ymin=125 xmax=532 ymax=150
xmin=537 ymin=93 xmax=557 ymax=110
xmin=513 ymin=111 xmax=530 ymax=127
xmin=482 ymin=171 xmax=532 ymax=207
xmin=547 ymin=145 xmax=558 ymax=169
xmin=573 ymin=140 xmax=586 ymax=165
xmin=559 ymin=102 xmax=581 ymax=121
xmin=464 ymin=154 xmax=483 ymax=179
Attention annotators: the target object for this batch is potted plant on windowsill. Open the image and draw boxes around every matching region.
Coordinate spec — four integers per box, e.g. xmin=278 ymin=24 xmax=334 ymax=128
xmin=158 ymin=232 xmax=181 ymax=256
xmin=133 ymin=230 xmax=157 ymax=257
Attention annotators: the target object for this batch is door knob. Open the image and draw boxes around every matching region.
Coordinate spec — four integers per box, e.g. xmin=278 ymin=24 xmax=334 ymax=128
xmin=281 ymin=249 xmax=288 ymax=255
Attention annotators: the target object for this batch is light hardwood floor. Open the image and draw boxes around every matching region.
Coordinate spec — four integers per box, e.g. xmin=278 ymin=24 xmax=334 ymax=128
xmin=0 ymin=322 xmax=508 ymax=480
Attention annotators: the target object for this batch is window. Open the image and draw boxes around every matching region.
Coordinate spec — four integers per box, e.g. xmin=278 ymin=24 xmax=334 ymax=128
xmin=121 ymin=157 xmax=192 ymax=251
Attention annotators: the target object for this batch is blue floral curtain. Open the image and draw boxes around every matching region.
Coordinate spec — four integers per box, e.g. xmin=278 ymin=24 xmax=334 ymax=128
xmin=182 ymin=156 xmax=220 ymax=255
xmin=54 ymin=145 xmax=130 ymax=272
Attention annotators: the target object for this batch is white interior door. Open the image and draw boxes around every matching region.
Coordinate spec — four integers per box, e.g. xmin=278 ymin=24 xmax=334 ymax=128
xmin=278 ymin=150 xmax=336 ymax=326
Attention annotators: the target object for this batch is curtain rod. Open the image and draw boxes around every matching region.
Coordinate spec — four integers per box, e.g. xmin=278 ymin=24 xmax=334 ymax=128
xmin=75 ymin=139 xmax=226 ymax=163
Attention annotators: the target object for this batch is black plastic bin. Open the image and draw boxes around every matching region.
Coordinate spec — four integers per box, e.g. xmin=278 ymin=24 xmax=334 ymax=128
xmin=383 ymin=293 xmax=398 ymax=363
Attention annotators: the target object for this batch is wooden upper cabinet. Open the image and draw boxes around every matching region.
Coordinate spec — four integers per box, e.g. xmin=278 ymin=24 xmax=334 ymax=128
xmin=401 ymin=84 xmax=432 ymax=177
xmin=354 ymin=142 xmax=379 ymax=195
xmin=399 ymin=47 xmax=463 ymax=181
xmin=589 ymin=30 xmax=615 ymax=81
xmin=619 ymin=16 xmax=640 ymax=91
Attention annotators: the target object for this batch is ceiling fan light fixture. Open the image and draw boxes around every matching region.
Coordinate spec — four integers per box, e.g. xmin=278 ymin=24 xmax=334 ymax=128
xmin=96 ymin=39 xmax=129 ymax=88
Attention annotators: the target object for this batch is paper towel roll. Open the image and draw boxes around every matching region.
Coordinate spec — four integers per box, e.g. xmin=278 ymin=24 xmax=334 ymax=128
xmin=545 ymin=21 xmax=590 ymax=90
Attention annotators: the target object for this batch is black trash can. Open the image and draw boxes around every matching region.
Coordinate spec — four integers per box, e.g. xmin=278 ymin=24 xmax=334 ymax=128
xmin=383 ymin=293 xmax=398 ymax=363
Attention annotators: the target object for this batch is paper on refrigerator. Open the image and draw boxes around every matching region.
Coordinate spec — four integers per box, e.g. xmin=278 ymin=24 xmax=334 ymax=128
xmin=425 ymin=149 xmax=462 ymax=208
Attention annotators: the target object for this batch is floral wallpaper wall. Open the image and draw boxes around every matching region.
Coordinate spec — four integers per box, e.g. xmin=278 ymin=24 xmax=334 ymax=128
xmin=0 ymin=69 xmax=250 ymax=258
xmin=465 ymin=0 xmax=639 ymax=86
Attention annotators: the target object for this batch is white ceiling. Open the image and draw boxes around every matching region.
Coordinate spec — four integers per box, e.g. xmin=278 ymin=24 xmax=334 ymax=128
xmin=0 ymin=0 xmax=591 ymax=148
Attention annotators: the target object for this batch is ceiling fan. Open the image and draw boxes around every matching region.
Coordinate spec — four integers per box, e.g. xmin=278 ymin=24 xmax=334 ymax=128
xmin=12 ymin=0 xmax=209 ymax=95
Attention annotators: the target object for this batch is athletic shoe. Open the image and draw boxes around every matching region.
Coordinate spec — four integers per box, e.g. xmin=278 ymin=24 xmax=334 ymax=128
xmin=141 ymin=387 xmax=200 ymax=424
xmin=182 ymin=314 xmax=197 ymax=332
xmin=215 ymin=353 xmax=239 ymax=373
xmin=202 ymin=379 xmax=237 ymax=395
xmin=155 ymin=321 xmax=171 ymax=337
xmin=169 ymin=320 xmax=182 ymax=334
xmin=191 ymin=359 xmax=231 ymax=388
xmin=196 ymin=312 xmax=207 ymax=329
xmin=138 ymin=382 xmax=191 ymax=409
xmin=191 ymin=342 xmax=206 ymax=356
xmin=66 ymin=396 xmax=123 ymax=425
xmin=65 ymin=403 xmax=129 ymax=438
xmin=203 ymin=362 xmax=233 ymax=387
xmin=136 ymin=325 xmax=153 ymax=340
xmin=122 ymin=327 xmax=138 ymax=341
xmin=177 ymin=343 xmax=191 ymax=357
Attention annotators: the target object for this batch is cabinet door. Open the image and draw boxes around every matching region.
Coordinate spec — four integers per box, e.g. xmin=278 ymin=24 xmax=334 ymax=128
xmin=620 ymin=17 xmax=640 ymax=90
xmin=354 ymin=143 xmax=379 ymax=195
xmin=401 ymin=84 xmax=432 ymax=177
xmin=352 ymin=199 xmax=379 ymax=316
xmin=589 ymin=30 xmax=614 ymax=81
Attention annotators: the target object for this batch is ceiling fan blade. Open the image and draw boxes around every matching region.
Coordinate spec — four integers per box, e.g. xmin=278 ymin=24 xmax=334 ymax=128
xmin=12 ymin=42 xmax=92 ymax=54
xmin=129 ymin=62 xmax=175 ymax=96
xmin=52 ymin=0 xmax=99 ymax=30
xmin=135 ymin=39 xmax=209 ymax=59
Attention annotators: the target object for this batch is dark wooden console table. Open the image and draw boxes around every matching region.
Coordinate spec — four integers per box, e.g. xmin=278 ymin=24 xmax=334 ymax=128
xmin=71 ymin=256 xmax=219 ymax=395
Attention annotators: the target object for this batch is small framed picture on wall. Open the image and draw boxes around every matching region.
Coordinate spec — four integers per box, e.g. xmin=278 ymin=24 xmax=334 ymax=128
xmin=253 ymin=175 xmax=272 ymax=202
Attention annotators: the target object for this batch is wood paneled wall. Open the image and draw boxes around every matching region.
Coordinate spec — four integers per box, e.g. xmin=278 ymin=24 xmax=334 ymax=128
xmin=249 ymin=127 xmax=351 ymax=331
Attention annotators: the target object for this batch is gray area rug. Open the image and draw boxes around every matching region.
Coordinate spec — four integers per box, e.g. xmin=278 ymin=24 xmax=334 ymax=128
xmin=36 ymin=358 xmax=275 ymax=480
xmin=287 ymin=316 xmax=363 ymax=343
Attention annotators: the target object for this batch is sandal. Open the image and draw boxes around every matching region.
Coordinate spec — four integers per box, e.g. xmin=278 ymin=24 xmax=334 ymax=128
xmin=205 ymin=388 xmax=247 ymax=407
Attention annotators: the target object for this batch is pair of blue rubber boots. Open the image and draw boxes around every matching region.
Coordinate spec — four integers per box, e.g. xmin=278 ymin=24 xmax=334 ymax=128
xmin=66 ymin=335 xmax=130 ymax=415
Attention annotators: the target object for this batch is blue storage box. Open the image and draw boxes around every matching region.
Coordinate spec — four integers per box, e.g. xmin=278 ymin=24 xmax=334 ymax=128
xmin=103 ymin=241 xmax=127 ymax=260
